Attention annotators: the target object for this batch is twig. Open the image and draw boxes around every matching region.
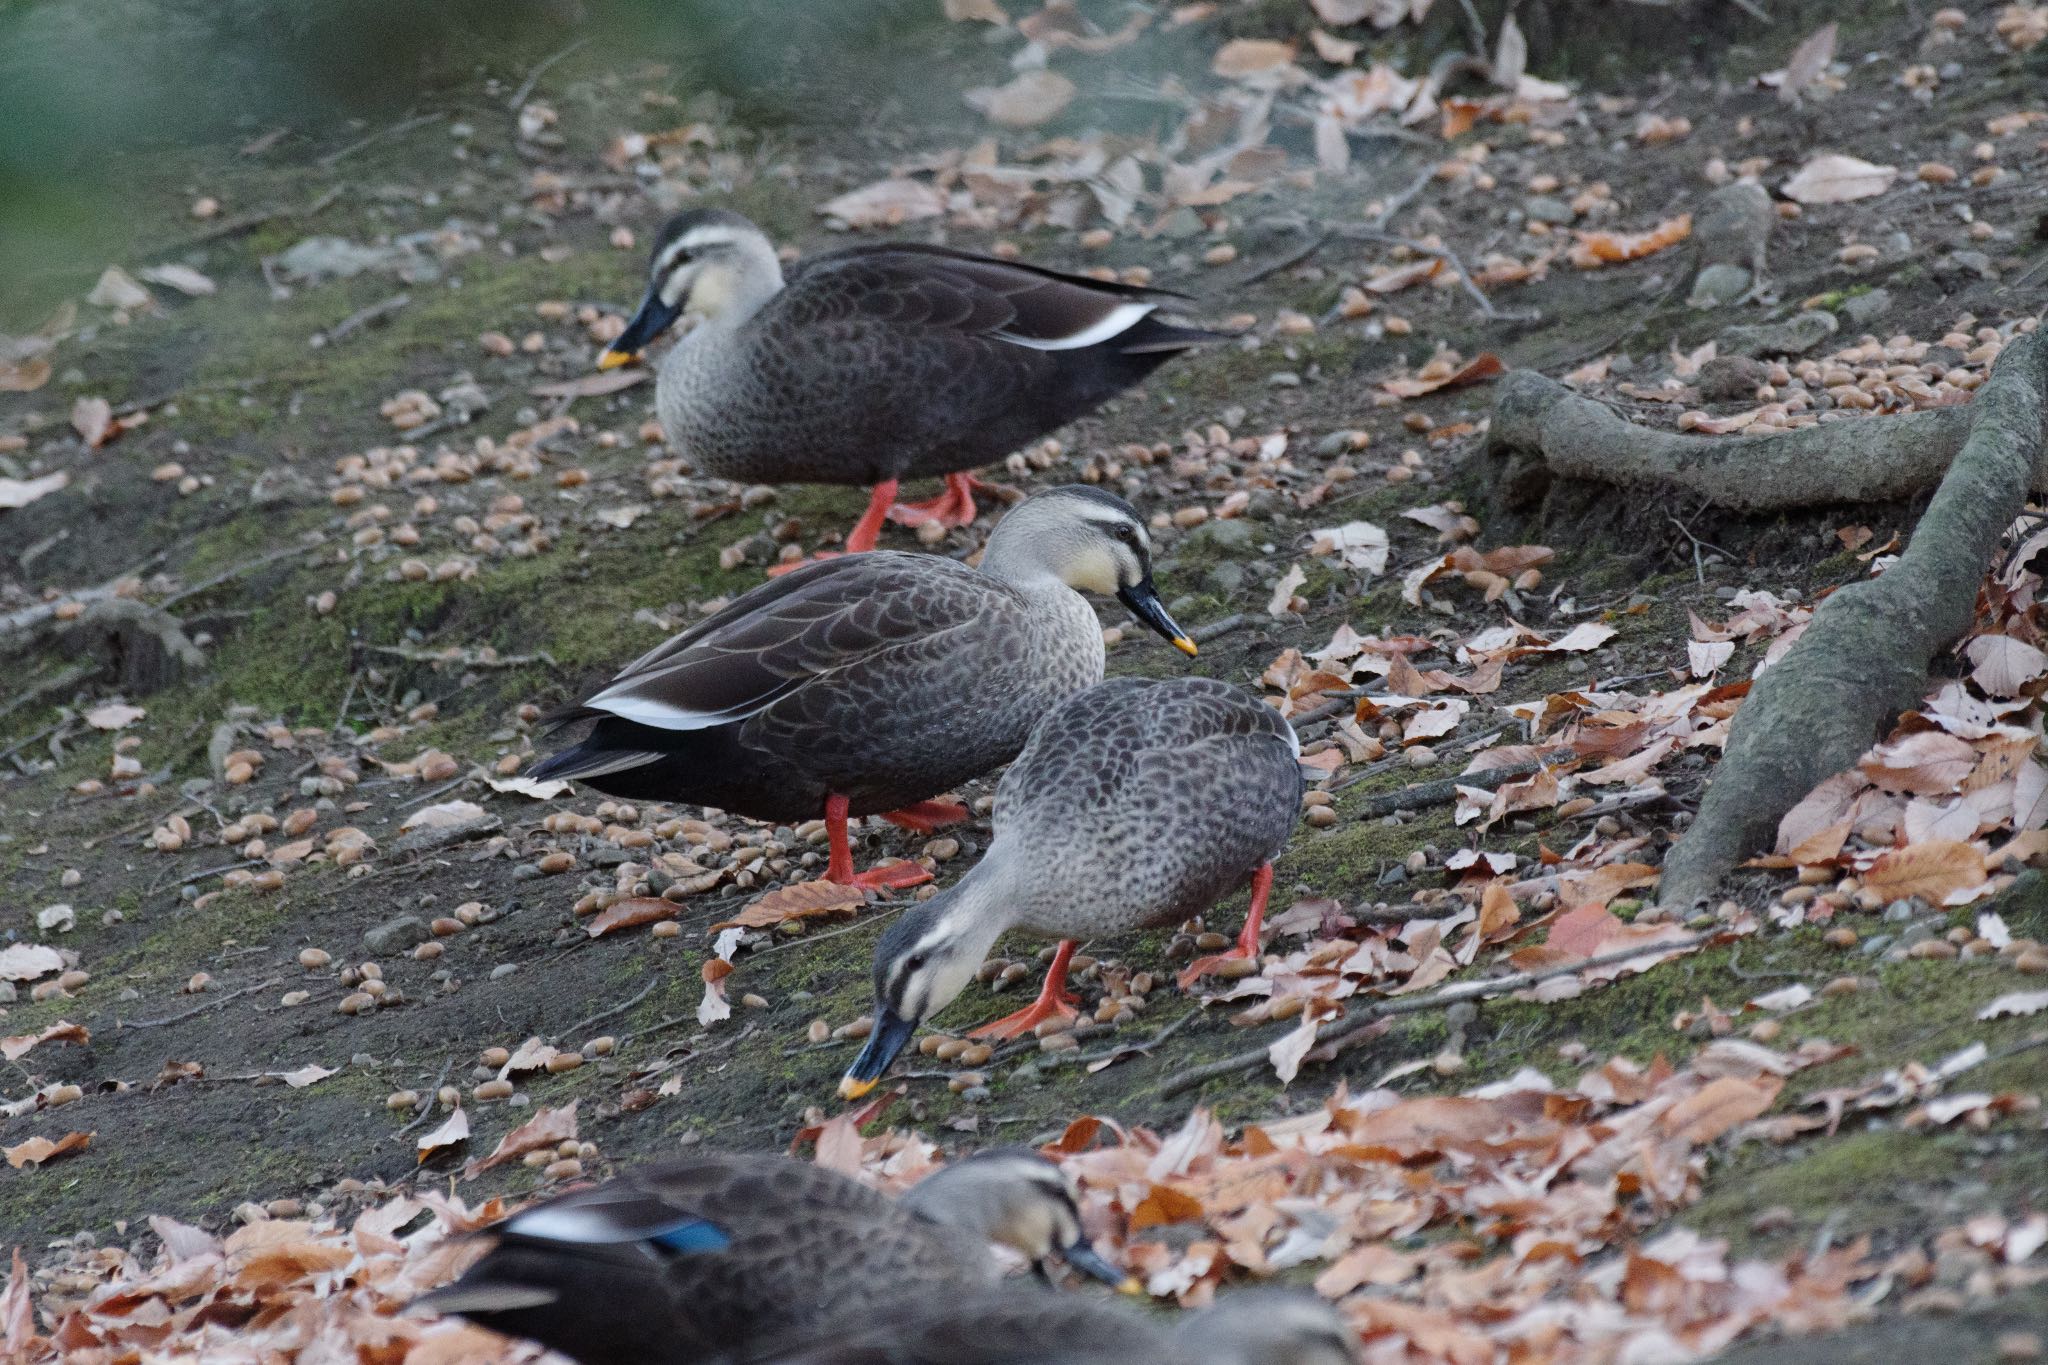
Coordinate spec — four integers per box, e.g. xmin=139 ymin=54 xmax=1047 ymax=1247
xmin=1453 ymin=0 xmax=1490 ymax=60
xmin=317 ymin=112 xmax=444 ymax=168
xmin=1725 ymin=0 xmax=1773 ymax=22
xmin=161 ymin=538 xmax=328 ymax=609
xmin=507 ymin=37 xmax=593 ymax=112
xmin=1230 ymin=232 xmax=1334 ymax=290
xmin=1190 ymin=613 xmax=1253 ymax=645
xmin=1336 ymin=228 xmax=1528 ymax=323
xmin=119 ymin=976 xmax=283 ymax=1030
xmin=1355 ymin=760 xmax=1544 ymax=820
xmin=1071 ymin=1008 xmax=1201 ymax=1068
xmin=392 ymin=1062 xmax=455 ymax=1139
xmin=1157 ymin=933 xmax=1707 ymax=1097
xmin=313 ymin=292 xmax=410 ymax=348
xmin=1370 ymin=166 xmax=1438 ymax=232
xmin=369 ymin=644 xmax=558 ymax=669
xmin=563 ymin=976 xmax=660 ymax=1042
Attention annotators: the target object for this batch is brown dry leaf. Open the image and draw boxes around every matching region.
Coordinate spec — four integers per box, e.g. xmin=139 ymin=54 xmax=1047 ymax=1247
xmin=4 ymin=1131 xmax=91 ymax=1170
xmin=711 ymin=880 xmax=866 ymax=932
xmin=1129 ymin=1183 xmax=1205 ymax=1229
xmin=0 ymin=1021 xmax=88 ymax=1062
xmin=71 ymin=395 xmax=116 ymax=447
xmin=416 ymin=1107 xmax=471 ymax=1163
xmin=1211 ymin=38 xmax=1297 ymax=80
xmin=1568 ymin=214 xmax=1692 ymax=269
xmin=463 ymin=1101 xmax=578 ymax=1179
xmin=1968 ymin=634 xmax=2048 ymax=697
xmin=817 ymin=178 xmax=947 ymax=230
xmin=1660 ymin=1076 xmax=1780 ymax=1144
xmin=84 ymin=700 xmax=145 ymax=730
xmin=0 ymin=1249 xmax=26 ymax=1358
xmin=1782 ymin=153 xmax=1897 ymax=204
xmin=530 ymin=369 xmax=650 ymax=399
xmin=585 ymin=896 xmax=679 ymax=937
xmin=699 ymin=957 xmax=734 ymax=1027
xmin=1309 ymin=28 xmax=1360 ymax=63
xmin=1380 ymin=351 xmax=1505 ymax=398
xmin=966 ymin=70 xmax=1076 ymax=127
xmin=0 ymin=472 xmax=66 ymax=508
xmin=1778 ymin=21 xmax=1838 ymax=105
xmin=1362 ymin=257 xmax=1443 ymax=294
xmin=1859 ymin=838 xmax=1990 ymax=906
xmin=1860 ymin=730 xmax=1978 ymax=794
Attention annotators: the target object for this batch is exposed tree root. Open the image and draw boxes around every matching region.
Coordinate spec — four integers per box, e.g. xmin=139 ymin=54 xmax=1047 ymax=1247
xmin=1483 ymin=370 xmax=1991 ymax=513
xmin=1658 ymin=327 xmax=2048 ymax=906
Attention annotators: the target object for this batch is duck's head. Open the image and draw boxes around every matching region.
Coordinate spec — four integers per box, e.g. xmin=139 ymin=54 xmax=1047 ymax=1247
xmin=598 ymin=209 xmax=783 ymax=370
xmin=839 ymin=897 xmax=984 ymax=1102
xmin=982 ymin=485 xmax=1197 ymax=657
xmin=897 ymin=1148 xmax=1137 ymax=1291
xmin=1178 ymin=1292 xmax=1359 ymax=1365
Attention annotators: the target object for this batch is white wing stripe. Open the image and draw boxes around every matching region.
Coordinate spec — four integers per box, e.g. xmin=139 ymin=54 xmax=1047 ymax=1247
xmin=998 ymin=300 xmax=1155 ymax=352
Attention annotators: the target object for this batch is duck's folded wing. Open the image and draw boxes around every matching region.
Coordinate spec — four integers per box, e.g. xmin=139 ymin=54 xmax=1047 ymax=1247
xmin=792 ymin=246 xmax=1186 ymax=354
xmin=580 ymin=553 xmax=990 ymax=732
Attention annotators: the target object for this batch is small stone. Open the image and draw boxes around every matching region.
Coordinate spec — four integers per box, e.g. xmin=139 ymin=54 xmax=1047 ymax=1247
xmin=1996 ymin=1331 xmax=2043 ymax=1362
xmin=1404 ymin=746 xmax=1437 ymax=768
xmin=1719 ymin=310 xmax=1838 ymax=359
xmin=1687 ymin=262 xmax=1753 ymax=309
xmin=1841 ymin=288 xmax=1893 ymax=325
xmin=1523 ymin=195 xmax=1575 ymax=225
xmin=1697 ymin=355 xmax=1769 ymax=402
xmin=364 ymin=916 xmax=431 ymax=954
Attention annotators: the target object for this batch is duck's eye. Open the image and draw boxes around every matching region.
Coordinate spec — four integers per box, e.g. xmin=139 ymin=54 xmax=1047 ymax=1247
xmin=906 ymin=953 xmax=928 ymax=973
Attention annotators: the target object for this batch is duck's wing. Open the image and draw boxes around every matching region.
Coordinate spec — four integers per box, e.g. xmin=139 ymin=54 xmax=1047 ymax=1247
xmin=577 ymin=552 xmax=994 ymax=733
xmin=788 ymin=245 xmax=1211 ymax=355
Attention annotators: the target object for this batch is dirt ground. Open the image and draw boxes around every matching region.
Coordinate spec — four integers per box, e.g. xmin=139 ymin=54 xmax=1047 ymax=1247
xmin=3 ymin=0 xmax=2047 ymax=1358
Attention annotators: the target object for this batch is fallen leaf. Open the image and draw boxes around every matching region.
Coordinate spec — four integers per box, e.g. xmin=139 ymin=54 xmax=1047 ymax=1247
xmin=1568 ymin=215 xmax=1692 ymax=269
xmin=1748 ymin=984 xmax=1813 ymax=1012
xmin=586 ymin=897 xmax=679 ymax=937
xmin=530 ymin=369 xmax=649 ymax=399
xmin=278 ymin=1064 xmax=335 ymax=1089
xmin=87 ymin=266 xmax=151 ymax=310
xmin=1381 ymin=351 xmax=1505 ymax=397
xmin=699 ymin=957 xmax=734 ymax=1027
xmin=0 ymin=472 xmax=67 ymax=509
xmin=818 ymin=178 xmax=947 ymax=230
xmin=1968 ymin=634 xmax=2048 ymax=697
xmin=400 ymin=799 xmax=489 ymax=831
xmin=4 ymin=1131 xmax=91 ymax=1169
xmin=965 ymin=70 xmax=1075 ymax=127
xmin=137 ymin=263 xmax=217 ymax=296
xmin=71 ymin=395 xmax=116 ymax=447
xmin=1310 ymin=28 xmax=1361 ymax=64
xmin=1267 ymin=563 xmax=1307 ymax=617
xmin=1978 ymin=989 xmax=2048 ymax=1020
xmin=944 ymin=0 xmax=1008 ymax=21
xmin=1212 ymin=38 xmax=1297 ymax=80
xmin=1777 ymin=22 xmax=1838 ymax=105
xmin=711 ymin=879 xmax=866 ymax=932
xmin=0 ymin=944 xmax=63 ymax=982
xmin=417 ymin=1107 xmax=471 ymax=1162
xmin=489 ymin=774 xmax=572 ymax=799
xmin=1491 ymin=13 xmax=1527 ymax=89
xmin=1782 ymin=153 xmax=1897 ymax=204
xmin=85 ymin=701 xmax=145 ymax=730
xmin=1859 ymin=838 xmax=1989 ymax=906
xmin=1363 ymin=257 xmax=1443 ymax=294
xmin=1129 ymin=1183 xmax=1206 ymax=1229
xmin=0 ymin=1021 xmax=88 ymax=1062
xmin=1660 ymin=1077 xmax=1779 ymax=1144
xmin=1308 ymin=520 xmax=1391 ymax=576
xmin=463 ymin=1101 xmax=578 ymax=1178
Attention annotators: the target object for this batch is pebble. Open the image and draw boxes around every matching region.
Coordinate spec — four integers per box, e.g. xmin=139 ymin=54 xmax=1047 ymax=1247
xmin=1404 ymin=746 xmax=1437 ymax=768
xmin=490 ymin=963 xmax=519 ymax=980
xmin=1306 ymin=806 xmax=1338 ymax=828
xmin=475 ymin=1079 xmax=514 ymax=1101
xmin=363 ymin=917 xmax=431 ymax=954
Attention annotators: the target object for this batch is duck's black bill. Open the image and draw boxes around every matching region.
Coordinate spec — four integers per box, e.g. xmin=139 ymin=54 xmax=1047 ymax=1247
xmin=838 ymin=1005 xmax=918 ymax=1100
xmin=1061 ymin=1241 xmax=1141 ymax=1293
xmin=1118 ymin=578 xmax=1198 ymax=657
xmin=598 ymin=289 xmax=683 ymax=370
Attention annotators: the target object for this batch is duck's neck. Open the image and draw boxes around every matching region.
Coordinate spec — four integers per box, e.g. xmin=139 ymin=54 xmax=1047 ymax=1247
xmin=978 ymin=520 xmax=1071 ymax=594
xmin=685 ymin=257 xmax=784 ymax=339
xmin=920 ymin=836 xmax=1034 ymax=962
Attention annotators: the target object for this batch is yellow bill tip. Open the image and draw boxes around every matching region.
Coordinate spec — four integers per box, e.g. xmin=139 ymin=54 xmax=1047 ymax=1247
xmin=1172 ymin=636 xmax=1200 ymax=658
xmin=596 ymin=349 xmax=638 ymax=371
xmin=1116 ymin=1276 xmax=1145 ymax=1296
xmin=837 ymin=1075 xmax=878 ymax=1101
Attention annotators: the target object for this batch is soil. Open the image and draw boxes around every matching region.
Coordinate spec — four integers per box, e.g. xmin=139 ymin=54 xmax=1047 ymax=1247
xmin=2 ymin=1 xmax=2045 ymax=1357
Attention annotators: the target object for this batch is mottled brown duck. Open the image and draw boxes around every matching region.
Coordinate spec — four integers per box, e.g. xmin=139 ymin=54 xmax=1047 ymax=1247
xmin=412 ymin=1148 xmax=1131 ymax=1365
xmin=841 ymin=675 xmax=1301 ymax=1098
xmin=597 ymin=208 xmax=1225 ymax=557
xmin=527 ymin=486 xmax=1195 ymax=890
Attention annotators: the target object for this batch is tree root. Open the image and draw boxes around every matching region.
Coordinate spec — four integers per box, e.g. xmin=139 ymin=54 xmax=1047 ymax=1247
xmin=1483 ymin=369 xmax=1992 ymax=513
xmin=1660 ymin=327 xmax=2048 ymax=906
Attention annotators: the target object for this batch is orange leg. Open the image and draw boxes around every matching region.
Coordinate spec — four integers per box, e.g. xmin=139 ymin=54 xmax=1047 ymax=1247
xmin=824 ymin=791 xmax=931 ymax=891
xmin=886 ymin=472 xmax=1010 ymax=530
xmin=881 ymin=800 xmax=969 ymax=833
xmin=1177 ymin=863 xmax=1274 ymax=990
xmin=971 ymin=940 xmax=1079 ymax=1039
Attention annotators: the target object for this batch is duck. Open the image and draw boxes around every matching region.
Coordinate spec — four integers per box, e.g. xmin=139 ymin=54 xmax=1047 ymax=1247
xmin=840 ymin=676 xmax=1301 ymax=1099
xmin=597 ymin=208 xmax=1226 ymax=557
xmin=528 ymin=486 xmax=1195 ymax=891
xmin=746 ymin=1286 xmax=1359 ymax=1365
xmin=412 ymin=1147 xmax=1134 ymax=1365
